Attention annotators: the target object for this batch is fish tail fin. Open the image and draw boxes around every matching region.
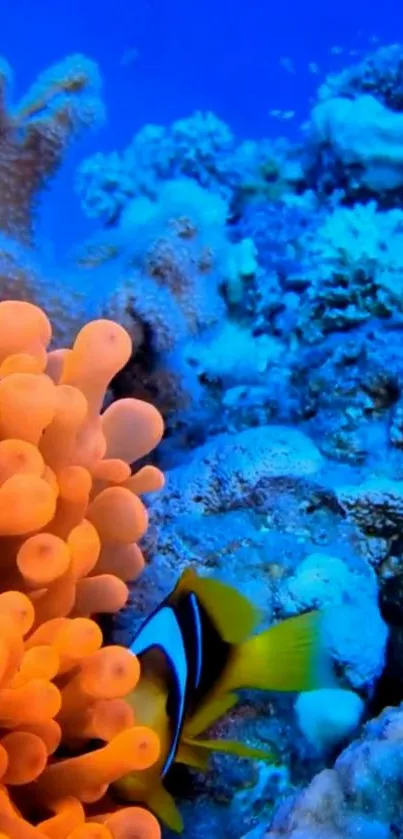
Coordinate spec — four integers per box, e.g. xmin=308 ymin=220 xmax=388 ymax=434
xmin=223 ymin=610 xmax=334 ymax=693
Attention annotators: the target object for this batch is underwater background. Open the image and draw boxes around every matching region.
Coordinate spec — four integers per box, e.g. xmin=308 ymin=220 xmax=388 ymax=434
xmin=3 ymin=0 xmax=403 ymax=250
xmin=1 ymin=0 xmax=403 ymax=836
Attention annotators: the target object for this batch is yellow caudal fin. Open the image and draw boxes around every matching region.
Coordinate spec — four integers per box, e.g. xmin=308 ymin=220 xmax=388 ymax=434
xmin=182 ymin=735 xmax=277 ymax=764
xmin=173 ymin=568 xmax=261 ymax=643
xmin=183 ymin=692 xmax=239 ymax=739
xmin=223 ymin=610 xmax=334 ymax=693
xmin=146 ymin=783 xmax=184 ymax=833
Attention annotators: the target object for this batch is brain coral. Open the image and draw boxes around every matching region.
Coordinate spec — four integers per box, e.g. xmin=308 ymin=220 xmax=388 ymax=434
xmin=0 ymin=299 xmax=164 ymax=838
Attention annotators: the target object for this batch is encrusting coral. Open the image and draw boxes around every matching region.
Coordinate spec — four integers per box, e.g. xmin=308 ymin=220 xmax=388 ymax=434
xmin=0 ymin=299 xmax=165 ymax=838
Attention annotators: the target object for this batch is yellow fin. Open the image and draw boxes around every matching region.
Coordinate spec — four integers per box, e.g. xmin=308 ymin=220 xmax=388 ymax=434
xmin=174 ymin=568 xmax=261 ymax=643
xmin=146 ymin=783 xmax=184 ymax=833
xmin=183 ymin=691 xmax=239 ymax=739
xmin=176 ymin=742 xmax=210 ymax=771
xmin=183 ymin=735 xmax=277 ymax=763
xmin=223 ymin=610 xmax=333 ymax=693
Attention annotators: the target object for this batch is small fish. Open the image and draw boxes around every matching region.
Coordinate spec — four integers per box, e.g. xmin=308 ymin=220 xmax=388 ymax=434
xmin=279 ymin=56 xmax=296 ymax=74
xmin=308 ymin=62 xmax=319 ymax=74
xmin=114 ymin=569 xmax=333 ymax=832
xmin=330 ymin=45 xmax=344 ymax=55
xmin=120 ymin=47 xmax=139 ymax=67
xmin=269 ymin=109 xmax=294 ymax=120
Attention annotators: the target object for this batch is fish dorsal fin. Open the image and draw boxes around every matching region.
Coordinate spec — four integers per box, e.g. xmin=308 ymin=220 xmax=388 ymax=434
xmin=182 ymin=735 xmax=277 ymax=764
xmin=183 ymin=691 xmax=239 ymax=739
xmin=146 ymin=782 xmax=184 ymax=833
xmin=174 ymin=568 xmax=261 ymax=643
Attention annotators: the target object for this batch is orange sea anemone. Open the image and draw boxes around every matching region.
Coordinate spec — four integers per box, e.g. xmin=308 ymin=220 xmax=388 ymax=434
xmin=0 ymin=300 xmax=164 ymax=839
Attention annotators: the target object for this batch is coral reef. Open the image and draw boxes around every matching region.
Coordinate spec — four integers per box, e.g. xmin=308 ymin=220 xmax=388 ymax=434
xmin=7 ymin=34 xmax=403 ymax=839
xmin=89 ymin=178 xmax=231 ymax=352
xmin=76 ymin=112 xmax=304 ymax=222
xmin=0 ymin=299 xmax=164 ymax=838
xmin=265 ymin=701 xmax=403 ymax=839
xmin=318 ymin=43 xmax=403 ymax=111
xmin=69 ymin=43 xmax=403 ymax=835
xmin=75 ymin=177 xmax=258 ymax=445
xmin=307 ymin=44 xmax=403 ymax=200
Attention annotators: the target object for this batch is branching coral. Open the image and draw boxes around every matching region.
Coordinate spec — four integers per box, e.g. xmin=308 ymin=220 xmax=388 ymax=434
xmin=0 ymin=54 xmax=104 ymax=242
xmin=0 ymin=299 xmax=164 ymax=838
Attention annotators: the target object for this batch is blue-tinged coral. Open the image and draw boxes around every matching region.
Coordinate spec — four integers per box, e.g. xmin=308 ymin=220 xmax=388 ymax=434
xmin=74 ymin=177 xmax=260 ymax=446
xmin=295 ymin=688 xmax=364 ymax=754
xmin=106 ymin=178 xmax=230 ymax=350
xmin=337 ymin=478 xmax=403 ymax=536
xmin=317 ymin=43 xmax=403 ymax=110
xmin=0 ymin=55 xmax=106 ymax=345
xmin=307 ymin=44 xmax=403 ymax=200
xmin=266 ymin=702 xmax=403 ymax=839
xmin=0 ymin=53 xmax=104 ymax=242
xmin=310 ymin=94 xmax=403 ymax=195
xmin=76 ymin=111 xmax=304 ymax=223
xmin=76 ymin=112 xmax=235 ymax=221
xmin=119 ymin=423 xmax=328 ymax=625
xmin=296 ymin=202 xmax=403 ymax=341
xmin=181 ymin=322 xmax=282 ymax=390
xmin=152 ymin=424 xmax=324 ymax=518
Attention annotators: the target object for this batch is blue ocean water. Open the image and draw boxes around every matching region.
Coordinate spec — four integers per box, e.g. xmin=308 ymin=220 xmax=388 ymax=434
xmin=1 ymin=0 xmax=401 ymax=249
